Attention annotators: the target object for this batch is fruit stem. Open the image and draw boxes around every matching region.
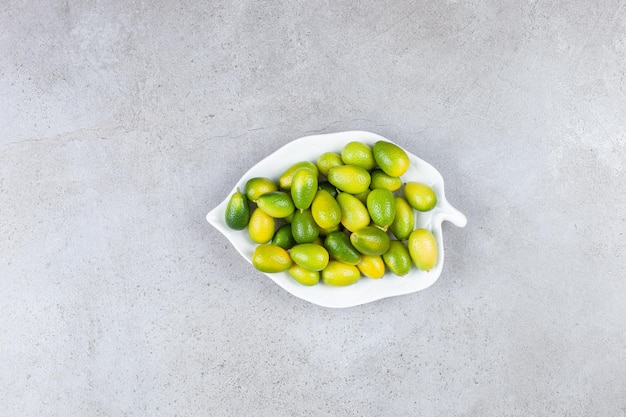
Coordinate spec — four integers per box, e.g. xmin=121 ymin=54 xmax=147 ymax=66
xmin=374 ymin=224 xmax=389 ymax=232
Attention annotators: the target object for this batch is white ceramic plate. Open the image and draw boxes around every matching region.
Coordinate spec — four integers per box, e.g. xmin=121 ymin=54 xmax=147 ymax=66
xmin=207 ymin=131 xmax=467 ymax=308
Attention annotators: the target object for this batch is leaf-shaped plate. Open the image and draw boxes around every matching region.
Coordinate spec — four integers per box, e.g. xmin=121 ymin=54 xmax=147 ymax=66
xmin=206 ymin=131 xmax=466 ymax=308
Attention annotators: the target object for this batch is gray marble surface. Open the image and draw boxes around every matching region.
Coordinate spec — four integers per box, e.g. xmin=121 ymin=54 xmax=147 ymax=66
xmin=1 ymin=1 xmax=625 ymax=416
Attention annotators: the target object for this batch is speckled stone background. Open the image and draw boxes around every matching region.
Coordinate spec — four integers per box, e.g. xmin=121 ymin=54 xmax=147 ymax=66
xmin=1 ymin=1 xmax=625 ymax=416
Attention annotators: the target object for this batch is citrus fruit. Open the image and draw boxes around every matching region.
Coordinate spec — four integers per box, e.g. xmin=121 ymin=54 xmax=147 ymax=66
xmin=291 ymin=168 xmax=318 ymax=210
xmin=336 ymin=192 xmax=370 ymax=232
xmin=352 ymin=189 xmax=371 ymax=205
xmin=372 ymin=141 xmax=409 ymax=177
xmin=291 ymin=209 xmax=320 ymax=244
xmin=389 ymin=197 xmax=414 ymax=240
xmin=311 ymin=189 xmax=341 ymax=229
xmin=321 ymin=261 xmax=361 ymax=287
xmin=324 ymin=231 xmax=361 ymax=265
xmin=370 ymin=169 xmax=402 ymax=192
xmin=248 ymin=208 xmax=275 ymax=244
xmin=357 ymin=254 xmax=385 ymax=279
xmin=366 ymin=188 xmax=396 ymax=229
xmin=327 ymin=165 xmax=371 ymax=194
xmin=408 ymin=228 xmax=438 ymax=271
xmin=279 ymin=161 xmax=318 ymax=190
xmin=271 ymin=223 xmax=296 ymax=250
xmin=289 ymin=243 xmax=330 ymax=271
xmin=244 ymin=177 xmax=278 ymax=201
xmin=317 ymin=181 xmax=338 ymax=198
xmin=316 ymin=152 xmax=343 ymax=177
xmin=318 ymin=224 xmax=341 ymax=236
xmin=252 ymin=244 xmax=292 ymax=272
xmin=288 ymin=265 xmax=320 ymax=286
xmin=224 ymin=190 xmax=250 ymax=230
xmin=256 ymin=191 xmax=295 ymax=218
xmin=341 ymin=141 xmax=376 ymax=171
xmin=350 ymin=226 xmax=390 ymax=256
xmin=404 ymin=182 xmax=437 ymax=212
xmin=382 ymin=240 xmax=412 ymax=276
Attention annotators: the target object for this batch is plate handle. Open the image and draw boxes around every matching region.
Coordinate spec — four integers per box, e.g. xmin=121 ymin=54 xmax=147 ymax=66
xmin=434 ymin=199 xmax=467 ymax=228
